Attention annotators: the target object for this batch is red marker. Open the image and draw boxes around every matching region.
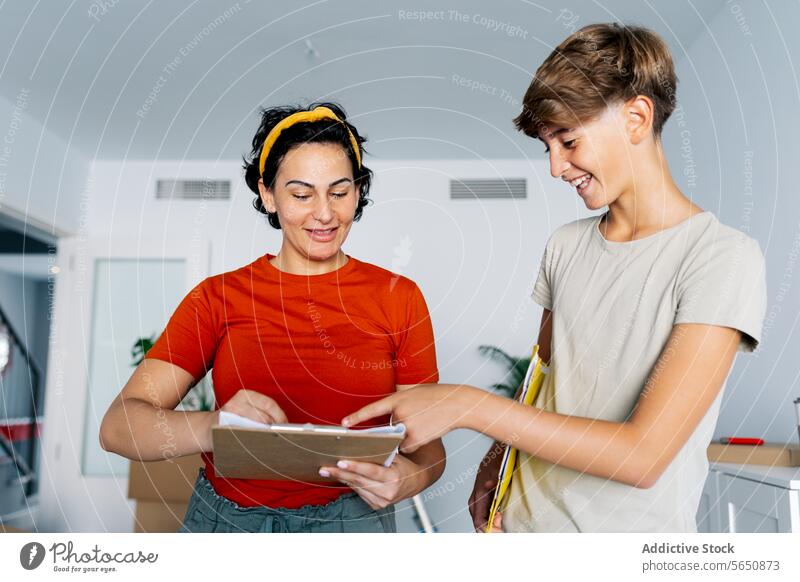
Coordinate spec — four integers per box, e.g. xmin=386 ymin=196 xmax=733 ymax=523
xmin=721 ymin=437 xmax=764 ymax=446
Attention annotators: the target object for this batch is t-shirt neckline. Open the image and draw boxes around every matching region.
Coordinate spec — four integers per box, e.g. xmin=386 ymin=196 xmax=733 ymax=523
xmin=594 ymin=210 xmax=713 ymax=252
xmin=260 ymin=253 xmax=357 ymax=283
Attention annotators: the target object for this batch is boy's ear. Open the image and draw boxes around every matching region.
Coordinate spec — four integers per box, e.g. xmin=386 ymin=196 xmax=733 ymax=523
xmin=257 ymin=178 xmax=277 ymax=213
xmin=625 ymin=95 xmax=655 ymax=145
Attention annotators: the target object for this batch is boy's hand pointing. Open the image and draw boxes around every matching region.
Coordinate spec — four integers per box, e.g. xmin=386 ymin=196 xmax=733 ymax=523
xmin=343 ymin=383 xmax=479 ymax=453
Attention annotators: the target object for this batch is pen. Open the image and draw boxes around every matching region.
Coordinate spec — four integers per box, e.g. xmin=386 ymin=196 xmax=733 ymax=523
xmin=721 ymin=437 xmax=764 ymax=446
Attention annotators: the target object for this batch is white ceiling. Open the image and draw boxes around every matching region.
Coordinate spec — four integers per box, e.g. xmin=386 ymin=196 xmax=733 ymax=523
xmin=0 ymin=0 xmax=725 ymax=160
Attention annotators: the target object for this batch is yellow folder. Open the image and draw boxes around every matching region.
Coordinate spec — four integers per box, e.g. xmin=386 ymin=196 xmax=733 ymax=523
xmin=485 ymin=344 xmax=549 ymax=533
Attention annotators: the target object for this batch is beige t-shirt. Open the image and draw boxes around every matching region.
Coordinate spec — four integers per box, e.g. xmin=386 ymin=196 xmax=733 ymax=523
xmin=502 ymin=211 xmax=767 ymax=533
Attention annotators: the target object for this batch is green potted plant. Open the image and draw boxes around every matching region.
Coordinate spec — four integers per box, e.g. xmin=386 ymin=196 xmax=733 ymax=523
xmin=131 ymin=335 xmax=215 ymax=412
xmin=477 ymin=345 xmax=531 ymax=398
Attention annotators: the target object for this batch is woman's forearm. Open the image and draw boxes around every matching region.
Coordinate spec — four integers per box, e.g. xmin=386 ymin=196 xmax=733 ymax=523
xmin=455 ymin=386 xmax=655 ymax=488
xmin=407 ymin=438 xmax=446 ymax=488
xmin=100 ymin=397 xmax=217 ymax=461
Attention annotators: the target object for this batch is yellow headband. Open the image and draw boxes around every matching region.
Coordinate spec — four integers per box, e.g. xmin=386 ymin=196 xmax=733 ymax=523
xmin=258 ymin=106 xmax=362 ymax=176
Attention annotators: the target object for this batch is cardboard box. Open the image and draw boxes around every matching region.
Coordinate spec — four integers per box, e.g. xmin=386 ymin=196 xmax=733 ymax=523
xmin=128 ymin=454 xmax=204 ymax=532
xmin=707 ymin=443 xmax=800 ymax=467
xmin=128 ymin=454 xmax=204 ymax=502
xmin=133 ymin=501 xmax=189 ymax=534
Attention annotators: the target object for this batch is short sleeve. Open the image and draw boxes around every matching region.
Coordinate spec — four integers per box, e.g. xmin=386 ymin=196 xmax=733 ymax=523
xmin=144 ymin=279 xmax=219 ymax=378
xmin=674 ymin=234 xmax=767 ymax=352
xmin=531 ymin=237 xmax=553 ymax=310
xmin=394 ymin=283 xmax=439 ymax=384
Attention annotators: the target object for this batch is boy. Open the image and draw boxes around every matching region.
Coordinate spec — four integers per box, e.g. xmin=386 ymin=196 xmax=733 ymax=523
xmin=337 ymin=23 xmax=767 ymax=533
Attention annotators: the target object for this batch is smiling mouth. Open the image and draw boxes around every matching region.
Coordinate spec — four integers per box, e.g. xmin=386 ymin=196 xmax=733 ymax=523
xmin=305 ymin=227 xmax=338 ymax=242
xmin=568 ymin=173 xmax=593 ymax=193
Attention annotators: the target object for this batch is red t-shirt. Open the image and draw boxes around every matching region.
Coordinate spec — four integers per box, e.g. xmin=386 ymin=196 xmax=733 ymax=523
xmin=145 ymin=254 xmax=438 ymax=509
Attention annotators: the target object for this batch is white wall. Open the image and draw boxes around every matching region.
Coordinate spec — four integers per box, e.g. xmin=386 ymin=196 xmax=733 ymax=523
xmin=662 ymin=1 xmax=800 ymax=444
xmin=0 ymin=91 xmax=89 ymax=235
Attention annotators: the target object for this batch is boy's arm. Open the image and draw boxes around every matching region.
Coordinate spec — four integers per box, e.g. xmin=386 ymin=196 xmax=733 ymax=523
xmin=464 ymin=322 xmax=739 ymax=488
xmin=344 ymin=322 xmax=740 ymax=489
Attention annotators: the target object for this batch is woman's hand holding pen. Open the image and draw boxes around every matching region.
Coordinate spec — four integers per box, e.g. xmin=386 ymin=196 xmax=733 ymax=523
xmin=218 ymin=389 xmax=288 ymax=424
xmin=203 ymin=389 xmax=288 ymax=450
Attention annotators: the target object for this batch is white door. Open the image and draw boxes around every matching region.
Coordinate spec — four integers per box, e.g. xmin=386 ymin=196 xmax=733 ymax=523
xmin=37 ymin=236 xmax=210 ymax=532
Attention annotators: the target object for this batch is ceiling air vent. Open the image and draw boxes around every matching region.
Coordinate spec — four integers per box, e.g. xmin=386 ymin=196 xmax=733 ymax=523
xmin=156 ymin=179 xmax=231 ymax=200
xmin=450 ymin=178 xmax=526 ymax=200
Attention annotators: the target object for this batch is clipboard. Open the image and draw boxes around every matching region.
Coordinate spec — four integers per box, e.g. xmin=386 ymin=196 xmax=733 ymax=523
xmin=211 ymin=412 xmax=406 ymax=482
xmin=485 ymin=344 xmax=549 ymax=532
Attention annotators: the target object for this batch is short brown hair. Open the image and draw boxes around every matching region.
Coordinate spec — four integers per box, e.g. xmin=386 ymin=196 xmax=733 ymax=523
xmin=514 ymin=23 xmax=677 ymax=138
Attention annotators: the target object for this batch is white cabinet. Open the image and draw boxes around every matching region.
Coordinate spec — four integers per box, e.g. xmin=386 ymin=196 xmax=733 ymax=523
xmin=698 ymin=462 xmax=800 ymax=533
xmin=697 ymin=469 xmax=723 ymax=532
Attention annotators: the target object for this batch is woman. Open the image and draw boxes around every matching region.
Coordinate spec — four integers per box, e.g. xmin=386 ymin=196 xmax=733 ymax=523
xmin=100 ymin=103 xmax=445 ymax=533
xmin=337 ymin=24 xmax=767 ymax=533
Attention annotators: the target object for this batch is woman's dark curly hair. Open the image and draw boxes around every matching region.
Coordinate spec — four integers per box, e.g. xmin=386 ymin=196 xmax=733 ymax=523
xmin=243 ymin=102 xmax=372 ymax=229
